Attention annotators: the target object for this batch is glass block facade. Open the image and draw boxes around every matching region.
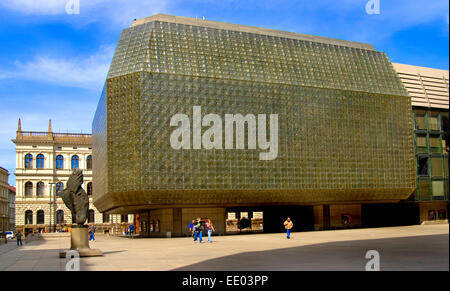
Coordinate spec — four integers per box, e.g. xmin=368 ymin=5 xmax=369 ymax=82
xmin=92 ymin=15 xmax=415 ymax=213
xmin=413 ymin=108 xmax=449 ymax=201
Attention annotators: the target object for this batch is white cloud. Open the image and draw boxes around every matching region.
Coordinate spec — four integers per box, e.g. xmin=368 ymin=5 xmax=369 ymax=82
xmin=0 ymin=45 xmax=114 ymax=90
xmin=0 ymin=0 xmax=68 ymax=14
xmin=0 ymin=0 xmax=170 ymax=26
xmin=1 ymin=1 xmax=447 ymax=36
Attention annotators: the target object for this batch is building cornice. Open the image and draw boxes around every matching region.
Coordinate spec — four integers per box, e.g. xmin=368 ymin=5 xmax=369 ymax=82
xmin=13 ymin=131 xmax=92 ymax=146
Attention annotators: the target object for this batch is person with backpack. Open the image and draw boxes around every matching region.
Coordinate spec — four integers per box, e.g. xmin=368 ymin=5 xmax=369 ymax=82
xmin=205 ymin=219 xmax=215 ymax=243
xmin=193 ymin=218 xmax=203 ymax=243
xmin=283 ymin=217 xmax=293 ymax=239
xmin=88 ymin=225 xmax=96 ymax=241
xmin=188 ymin=220 xmax=195 ymax=237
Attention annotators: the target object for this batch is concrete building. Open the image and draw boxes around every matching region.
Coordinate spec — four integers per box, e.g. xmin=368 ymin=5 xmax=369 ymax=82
xmin=0 ymin=167 xmax=9 ymax=233
xmin=8 ymin=186 xmax=16 ymax=232
xmin=11 ymin=120 xmax=133 ymax=235
xmin=92 ymin=14 xmax=448 ymax=237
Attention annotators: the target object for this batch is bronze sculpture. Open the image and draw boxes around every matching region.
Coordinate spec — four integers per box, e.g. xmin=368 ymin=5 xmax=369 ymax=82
xmin=57 ymin=168 xmax=103 ymax=258
xmin=57 ymin=169 xmax=89 ymax=226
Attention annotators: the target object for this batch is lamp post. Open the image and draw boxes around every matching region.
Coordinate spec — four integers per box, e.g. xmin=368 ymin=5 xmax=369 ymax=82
xmin=48 ymin=182 xmax=54 ymax=233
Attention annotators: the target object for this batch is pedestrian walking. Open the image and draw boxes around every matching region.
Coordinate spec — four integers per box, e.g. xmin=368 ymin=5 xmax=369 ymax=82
xmin=283 ymin=217 xmax=293 ymax=239
xmin=89 ymin=225 xmax=96 ymax=241
xmin=129 ymin=224 xmax=135 ymax=239
xmin=188 ymin=220 xmax=195 ymax=237
xmin=205 ymin=219 xmax=215 ymax=243
xmin=193 ymin=218 xmax=203 ymax=243
xmin=16 ymin=231 xmax=23 ymax=246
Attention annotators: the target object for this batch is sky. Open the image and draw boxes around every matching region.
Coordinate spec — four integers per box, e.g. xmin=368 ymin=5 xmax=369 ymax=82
xmin=0 ymin=0 xmax=448 ymax=186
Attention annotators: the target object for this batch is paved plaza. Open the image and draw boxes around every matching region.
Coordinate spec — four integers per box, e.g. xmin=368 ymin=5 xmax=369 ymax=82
xmin=0 ymin=224 xmax=448 ymax=271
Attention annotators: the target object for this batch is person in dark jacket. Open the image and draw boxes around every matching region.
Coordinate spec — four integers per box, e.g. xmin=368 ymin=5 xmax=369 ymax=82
xmin=193 ymin=218 xmax=203 ymax=243
xmin=16 ymin=231 xmax=23 ymax=246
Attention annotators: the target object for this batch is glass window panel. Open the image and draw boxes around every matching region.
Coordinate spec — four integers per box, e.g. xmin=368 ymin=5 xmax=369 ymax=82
xmin=36 ymin=154 xmax=44 ymax=169
xmin=25 ymin=154 xmax=33 ymax=169
xmin=432 ymin=181 xmax=444 ymax=197
xmin=429 ymin=136 xmax=440 ymax=147
xmin=25 ymin=210 xmax=33 ymax=224
xmin=415 ymin=116 xmax=426 ymax=130
xmin=56 ymin=155 xmax=64 ymax=169
xmin=71 ymin=155 xmax=79 ymax=169
xmin=419 ymin=180 xmax=431 ymax=200
xmin=416 ymin=135 xmax=427 ymax=146
xmin=417 ymin=157 xmax=429 ymax=176
xmin=428 ymin=117 xmax=439 ymax=131
xmin=416 ymin=135 xmax=427 ymax=153
xmin=431 ymin=158 xmax=443 ymax=177
xmin=444 ymin=157 xmax=449 ymax=177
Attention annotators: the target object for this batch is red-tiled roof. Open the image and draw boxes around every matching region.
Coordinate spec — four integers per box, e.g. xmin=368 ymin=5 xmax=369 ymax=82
xmin=8 ymin=185 xmax=16 ymax=193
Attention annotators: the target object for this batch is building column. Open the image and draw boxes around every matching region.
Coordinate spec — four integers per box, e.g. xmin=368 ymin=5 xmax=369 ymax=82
xmin=313 ymin=204 xmax=330 ymax=231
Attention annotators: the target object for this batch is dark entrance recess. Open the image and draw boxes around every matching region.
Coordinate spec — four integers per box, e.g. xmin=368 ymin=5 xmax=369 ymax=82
xmin=226 ymin=206 xmax=314 ymax=233
xmin=361 ymin=203 xmax=420 ymax=228
xmin=262 ymin=206 xmax=314 ymax=233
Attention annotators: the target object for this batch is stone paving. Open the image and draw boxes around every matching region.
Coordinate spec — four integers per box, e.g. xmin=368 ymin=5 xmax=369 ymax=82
xmin=0 ymin=224 xmax=448 ymax=271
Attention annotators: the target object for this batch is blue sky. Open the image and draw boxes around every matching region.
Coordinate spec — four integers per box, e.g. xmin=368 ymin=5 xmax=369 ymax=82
xmin=0 ymin=0 xmax=448 ymax=185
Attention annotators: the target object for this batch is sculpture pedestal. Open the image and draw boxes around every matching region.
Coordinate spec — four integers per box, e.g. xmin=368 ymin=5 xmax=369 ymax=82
xmin=59 ymin=226 xmax=103 ymax=258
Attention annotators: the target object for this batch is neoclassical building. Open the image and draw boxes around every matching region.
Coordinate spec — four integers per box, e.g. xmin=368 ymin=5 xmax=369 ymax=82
xmin=0 ymin=166 xmax=9 ymax=233
xmin=8 ymin=186 xmax=15 ymax=232
xmin=12 ymin=120 xmax=133 ymax=235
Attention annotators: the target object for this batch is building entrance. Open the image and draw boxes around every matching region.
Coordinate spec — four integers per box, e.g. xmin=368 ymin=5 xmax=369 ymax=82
xmin=226 ymin=206 xmax=314 ymax=234
xmin=362 ymin=203 xmax=420 ymax=228
xmin=262 ymin=206 xmax=314 ymax=233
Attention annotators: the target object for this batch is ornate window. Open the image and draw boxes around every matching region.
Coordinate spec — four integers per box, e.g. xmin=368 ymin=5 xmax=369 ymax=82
xmin=25 ymin=182 xmax=33 ymax=197
xmin=36 ymin=182 xmax=45 ymax=196
xmin=87 ymin=182 xmax=93 ymax=196
xmin=36 ymin=154 xmax=44 ymax=169
xmin=25 ymin=210 xmax=33 ymax=224
xmin=37 ymin=210 xmax=45 ymax=224
xmin=88 ymin=209 xmax=95 ymax=223
xmin=71 ymin=155 xmax=79 ymax=169
xmin=86 ymin=155 xmax=92 ymax=170
xmin=25 ymin=154 xmax=33 ymax=169
xmin=121 ymin=214 xmax=128 ymax=223
xmin=102 ymin=213 xmax=110 ymax=223
xmin=56 ymin=210 xmax=64 ymax=224
xmin=56 ymin=182 xmax=64 ymax=193
xmin=56 ymin=155 xmax=64 ymax=169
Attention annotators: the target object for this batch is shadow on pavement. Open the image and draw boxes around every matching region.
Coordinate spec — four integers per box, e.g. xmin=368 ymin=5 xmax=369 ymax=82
xmin=102 ymin=250 xmax=128 ymax=255
xmin=172 ymin=234 xmax=449 ymax=271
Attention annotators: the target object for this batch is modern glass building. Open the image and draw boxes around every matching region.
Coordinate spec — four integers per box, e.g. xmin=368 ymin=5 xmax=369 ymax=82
xmin=93 ymin=14 xmax=435 ymax=237
xmin=393 ymin=63 xmax=449 ymax=225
